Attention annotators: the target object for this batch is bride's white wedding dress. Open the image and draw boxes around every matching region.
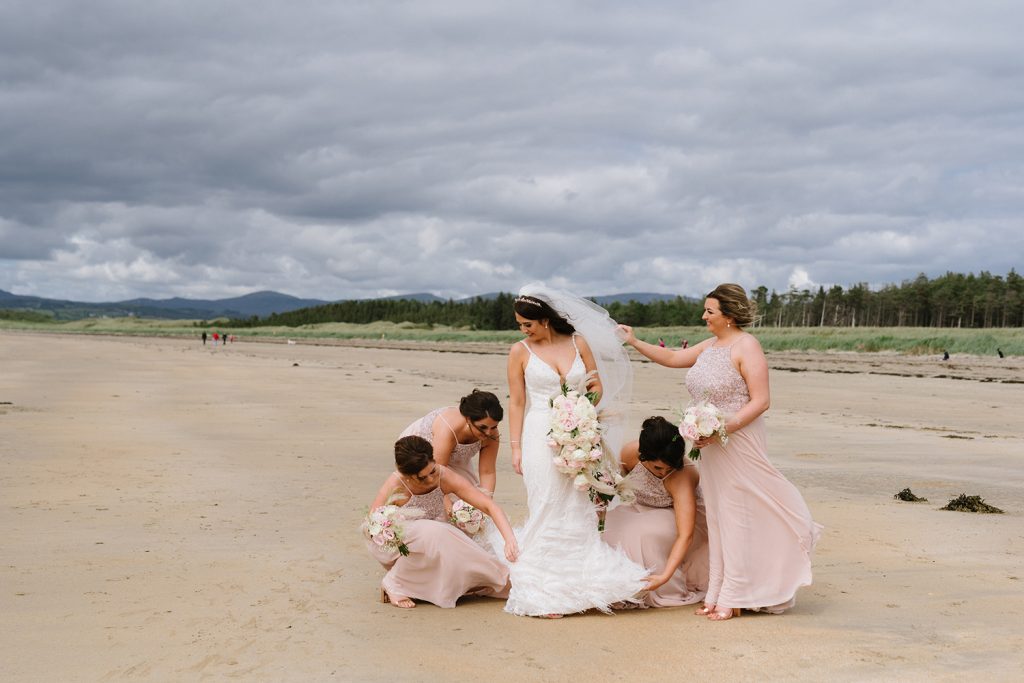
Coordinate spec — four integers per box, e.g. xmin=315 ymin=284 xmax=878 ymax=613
xmin=503 ymin=336 xmax=649 ymax=616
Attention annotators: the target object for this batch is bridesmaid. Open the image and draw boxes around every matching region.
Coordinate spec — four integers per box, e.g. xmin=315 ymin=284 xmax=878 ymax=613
xmin=603 ymin=416 xmax=709 ymax=608
xmin=619 ymin=283 xmax=821 ymax=620
xmin=399 ymin=390 xmax=502 ymax=496
xmin=367 ymin=436 xmax=519 ymax=609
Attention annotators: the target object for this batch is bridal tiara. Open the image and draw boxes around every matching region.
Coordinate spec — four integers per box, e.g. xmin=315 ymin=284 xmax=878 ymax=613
xmin=515 ymin=296 xmax=543 ymax=307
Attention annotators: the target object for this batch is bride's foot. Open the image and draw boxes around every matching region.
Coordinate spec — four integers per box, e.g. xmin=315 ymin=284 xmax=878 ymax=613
xmin=538 ymin=613 xmax=563 ymax=619
xmin=694 ymin=604 xmax=713 ymax=616
xmin=381 ymin=587 xmax=415 ymax=609
xmin=708 ymin=607 xmax=741 ymax=621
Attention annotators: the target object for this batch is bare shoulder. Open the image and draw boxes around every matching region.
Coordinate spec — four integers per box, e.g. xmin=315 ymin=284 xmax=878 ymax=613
xmin=508 ymin=340 xmax=528 ymax=358
xmin=665 ymin=465 xmax=699 ymax=494
xmin=569 ymin=333 xmax=594 ymax=357
xmin=735 ymin=333 xmax=765 ymax=357
xmin=619 ymin=441 xmax=640 ymax=470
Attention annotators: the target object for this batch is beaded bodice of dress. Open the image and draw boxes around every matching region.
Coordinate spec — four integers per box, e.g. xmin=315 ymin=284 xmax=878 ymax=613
xmin=625 ymin=462 xmax=674 ymax=508
xmin=399 ymin=470 xmax=447 ymax=522
xmin=684 ymin=338 xmax=749 ymax=413
xmin=410 ymin=407 xmax=482 ymax=473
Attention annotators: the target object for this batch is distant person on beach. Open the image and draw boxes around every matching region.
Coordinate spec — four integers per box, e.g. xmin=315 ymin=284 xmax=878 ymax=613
xmin=398 ymin=390 xmax=503 ymax=497
xmin=619 ymin=283 xmax=821 ymax=620
xmin=366 ymin=436 xmax=519 ymax=608
xmin=212 ymin=332 xmax=219 ymax=346
xmin=998 ymin=348 xmax=1004 ymax=358
xmin=943 ymin=350 xmax=950 ymax=361
xmin=603 ymin=416 xmax=710 ymax=607
xmin=201 ymin=332 xmax=207 ymax=345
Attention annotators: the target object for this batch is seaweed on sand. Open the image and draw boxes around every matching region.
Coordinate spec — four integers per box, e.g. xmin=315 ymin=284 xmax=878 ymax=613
xmin=894 ymin=488 xmax=928 ymax=502
xmin=941 ymin=494 xmax=1004 ymax=513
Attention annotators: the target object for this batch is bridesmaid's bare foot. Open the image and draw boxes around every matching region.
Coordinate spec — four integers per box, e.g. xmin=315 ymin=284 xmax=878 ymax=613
xmin=539 ymin=613 xmax=563 ymax=619
xmin=708 ymin=607 xmax=741 ymax=621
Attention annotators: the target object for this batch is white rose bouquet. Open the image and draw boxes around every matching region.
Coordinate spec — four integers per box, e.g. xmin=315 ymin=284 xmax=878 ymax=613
xmin=449 ymin=499 xmax=485 ymax=536
xmin=548 ymin=374 xmax=633 ymax=519
xmin=361 ymin=503 xmax=423 ymax=556
xmin=678 ymin=399 xmax=729 ymax=460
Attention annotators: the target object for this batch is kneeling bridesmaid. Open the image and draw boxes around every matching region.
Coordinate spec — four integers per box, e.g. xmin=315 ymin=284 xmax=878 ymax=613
xmin=366 ymin=435 xmax=519 ymax=609
xmin=603 ymin=416 xmax=709 ymax=608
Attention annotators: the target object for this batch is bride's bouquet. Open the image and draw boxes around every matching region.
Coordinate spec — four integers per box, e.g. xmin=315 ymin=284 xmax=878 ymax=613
xmin=361 ymin=500 xmax=424 ymax=556
xmin=549 ymin=374 xmax=633 ymax=510
xmin=678 ymin=399 xmax=729 ymax=460
xmin=449 ymin=499 xmax=485 ymax=536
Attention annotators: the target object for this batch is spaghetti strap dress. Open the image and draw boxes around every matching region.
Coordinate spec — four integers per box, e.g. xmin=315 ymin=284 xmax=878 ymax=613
xmin=684 ymin=336 xmax=822 ymax=612
xmin=400 ymin=407 xmax=482 ymax=487
xmin=501 ymin=337 xmax=648 ymax=616
xmin=366 ymin=468 xmax=509 ymax=608
xmin=603 ymin=462 xmax=710 ymax=607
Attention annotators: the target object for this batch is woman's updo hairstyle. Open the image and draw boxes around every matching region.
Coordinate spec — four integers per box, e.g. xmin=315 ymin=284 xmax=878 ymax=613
xmin=705 ymin=283 xmax=757 ymax=328
xmin=459 ymin=389 xmax=504 ymax=422
xmin=513 ymin=295 xmax=576 ymax=335
xmin=394 ymin=435 xmax=434 ymax=475
xmin=638 ymin=416 xmax=685 ymax=470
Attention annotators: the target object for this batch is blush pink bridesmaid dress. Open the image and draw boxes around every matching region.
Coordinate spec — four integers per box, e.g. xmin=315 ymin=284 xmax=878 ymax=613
xmin=366 ymin=468 xmax=509 ymax=608
xmin=603 ymin=461 xmax=710 ymax=607
xmin=685 ymin=336 xmax=822 ymax=613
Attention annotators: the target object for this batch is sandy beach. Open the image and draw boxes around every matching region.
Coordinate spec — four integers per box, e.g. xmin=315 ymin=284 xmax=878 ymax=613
xmin=2 ymin=331 xmax=1022 ymax=682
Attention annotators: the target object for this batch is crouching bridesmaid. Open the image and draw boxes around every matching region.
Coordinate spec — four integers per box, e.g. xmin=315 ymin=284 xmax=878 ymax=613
xmin=603 ymin=416 xmax=709 ymax=608
xmin=366 ymin=435 xmax=519 ymax=608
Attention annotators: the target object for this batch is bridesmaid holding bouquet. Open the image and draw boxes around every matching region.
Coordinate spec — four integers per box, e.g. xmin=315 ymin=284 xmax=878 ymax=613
xmin=619 ymin=283 xmax=821 ymax=620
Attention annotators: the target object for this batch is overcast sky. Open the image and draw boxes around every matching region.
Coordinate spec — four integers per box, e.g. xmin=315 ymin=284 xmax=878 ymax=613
xmin=2 ymin=1 xmax=1022 ymax=303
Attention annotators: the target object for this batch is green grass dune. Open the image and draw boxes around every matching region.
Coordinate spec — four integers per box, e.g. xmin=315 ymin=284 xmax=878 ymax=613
xmin=2 ymin=314 xmax=1022 ymax=356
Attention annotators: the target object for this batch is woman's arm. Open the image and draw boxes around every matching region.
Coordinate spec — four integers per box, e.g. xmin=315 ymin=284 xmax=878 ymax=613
xmin=575 ymin=335 xmax=604 ymax=401
xmin=369 ymin=473 xmax=408 ymax=510
xmin=617 ymin=325 xmax=710 ymax=369
xmin=444 ymin=471 xmax=520 ymax=562
xmin=429 ymin=414 xmax=458 ymax=468
xmin=506 ymin=344 xmax=528 ymax=475
xmin=477 ymin=438 xmax=498 ymax=495
xmin=646 ymin=467 xmax=698 ymax=591
xmin=619 ymin=441 xmax=640 ymax=475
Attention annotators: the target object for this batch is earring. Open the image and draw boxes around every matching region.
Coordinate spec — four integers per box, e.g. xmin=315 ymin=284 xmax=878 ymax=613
xmin=727 ymin=323 xmax=731 ymax=328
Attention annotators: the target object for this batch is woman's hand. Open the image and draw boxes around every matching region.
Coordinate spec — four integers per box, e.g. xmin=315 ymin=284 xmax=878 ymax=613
xmin=504 ymin=538 xmax=520 ymax=563
xmin=616 ymin=324 xmax=636 ymax=345
xmin=645 ymin=573 xmax=668 ymax=592
xmin=512 ymin=447 xmax=523 ymax=475
xmin=693 ymin=435 xmax=717 ymax=449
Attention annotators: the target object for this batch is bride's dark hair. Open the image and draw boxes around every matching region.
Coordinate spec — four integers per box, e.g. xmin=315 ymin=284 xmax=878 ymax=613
xmin=638 ymin=416 xmax=684 ymax=470
xmin=513 ymin=295 xmax=576 ymax=335
xmin=459 ymin=389 xmax=503 ymax=422
xmin=394 ymin=435 xmax=434 ymax=475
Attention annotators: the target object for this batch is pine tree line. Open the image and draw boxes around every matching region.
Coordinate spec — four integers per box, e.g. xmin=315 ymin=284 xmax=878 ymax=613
xmin=226 ymin=270 xmax=1022 ymax=329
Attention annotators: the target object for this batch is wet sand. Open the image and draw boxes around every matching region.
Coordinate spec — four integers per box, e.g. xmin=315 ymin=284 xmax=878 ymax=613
xmin=1 ymin=332 xmax=1022 ymax=682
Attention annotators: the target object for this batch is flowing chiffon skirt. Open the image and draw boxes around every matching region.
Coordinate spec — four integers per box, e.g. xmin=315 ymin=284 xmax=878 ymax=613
xmin=368 ymin=519 xmax=510 ymax=608
xmin=603 ymin=502 xmax=710 ymax=608
xmin=699 ymin=415 xmax=822 ymax=611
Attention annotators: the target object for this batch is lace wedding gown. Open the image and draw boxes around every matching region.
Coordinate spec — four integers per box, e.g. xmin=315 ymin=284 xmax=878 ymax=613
xmin=502 ymin=338 xmax=649 ymax=616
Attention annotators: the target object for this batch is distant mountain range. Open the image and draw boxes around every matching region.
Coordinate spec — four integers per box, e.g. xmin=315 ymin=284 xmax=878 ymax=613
xmin=0 ymin=288 xmax=685 ymax=321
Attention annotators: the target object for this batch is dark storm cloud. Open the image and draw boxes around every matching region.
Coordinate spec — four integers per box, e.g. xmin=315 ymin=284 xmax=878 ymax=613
xmin=1 ymin=0 xmax=1021 ymax=301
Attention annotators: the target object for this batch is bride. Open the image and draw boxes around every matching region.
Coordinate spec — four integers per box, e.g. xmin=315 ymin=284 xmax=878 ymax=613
xmin=501 ymin=283 xmax=648 ymax=617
